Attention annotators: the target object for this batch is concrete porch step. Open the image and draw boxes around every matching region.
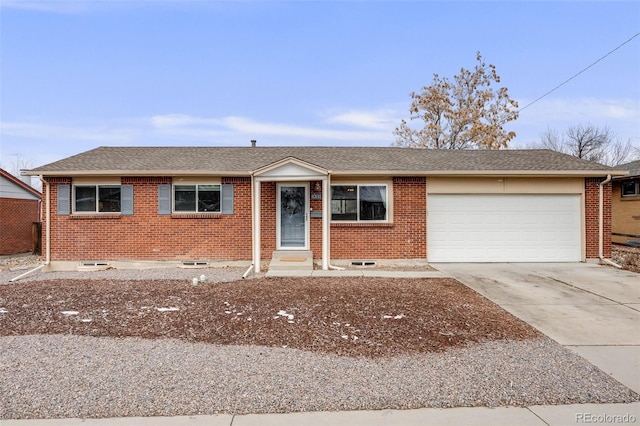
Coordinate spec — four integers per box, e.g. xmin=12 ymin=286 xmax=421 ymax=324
xmin=268 ymin=250 xmax=313 ymax=271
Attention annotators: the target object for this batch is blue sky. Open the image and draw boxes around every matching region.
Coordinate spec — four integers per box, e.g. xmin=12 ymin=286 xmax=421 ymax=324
xmin=1 ymin=0 xmax=639 ymax=172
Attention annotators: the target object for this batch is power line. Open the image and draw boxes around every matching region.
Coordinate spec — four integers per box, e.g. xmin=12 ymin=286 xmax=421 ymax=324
xmin=517 ymin=31 xmax=640 ymax=114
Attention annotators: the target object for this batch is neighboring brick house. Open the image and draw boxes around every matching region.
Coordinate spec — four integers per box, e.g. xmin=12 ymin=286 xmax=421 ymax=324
xmin=24 ymin=147 xmax=621 ymax=270
xmin=612 ymin=160 xmax=640 ymax=246
xmin=0 ymin=168 xmax=42 ymax=256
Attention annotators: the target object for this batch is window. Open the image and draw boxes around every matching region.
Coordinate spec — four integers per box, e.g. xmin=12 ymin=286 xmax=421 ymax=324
xmin=622 ymin=180 xmax=640 ymax=197
xmin=74 ymin=185 xmax=121 ymax=213
xmin=174 ymin=184 xmax=221 ymax=212
xmin=331 ymin=184 xmax=387 ymax=221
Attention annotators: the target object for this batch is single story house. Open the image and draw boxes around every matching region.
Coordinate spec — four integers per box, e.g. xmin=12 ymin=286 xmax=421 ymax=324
xmin=24 ymin=146 xmax=625 ymax=271
xmin=612 ymin=159 xmax=640 ymax=246
xmin=0 ymin=168 xmax=42 ymax=256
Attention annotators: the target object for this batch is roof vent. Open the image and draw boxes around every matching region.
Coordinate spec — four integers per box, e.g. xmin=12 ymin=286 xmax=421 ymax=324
xmin=250 ymin=139 xmax=257 ymax=148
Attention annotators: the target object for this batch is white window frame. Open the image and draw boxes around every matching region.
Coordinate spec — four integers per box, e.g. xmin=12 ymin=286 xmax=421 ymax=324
xmin=330 ymin=183 xmax=389 ymax=223
xmin=72 ymin=184 xmax=122 ymax=214
xmin=172 ymin=184 xmax=222 ymax=213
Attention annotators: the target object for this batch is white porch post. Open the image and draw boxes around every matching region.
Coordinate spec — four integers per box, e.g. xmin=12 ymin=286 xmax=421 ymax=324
xmin=322 ymin=176 xmax=330 ymax=270
xmin=253 ymin=179 xmax=261 ymax=273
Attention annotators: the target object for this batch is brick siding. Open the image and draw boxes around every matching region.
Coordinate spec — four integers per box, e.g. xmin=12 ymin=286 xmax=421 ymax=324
xmin=330 ymin=177 xmax=427 ymax=259
xmin=41 ymin=175 xmax=607 ymax=262
xmin=45 ymin=176 xmax=252 ymax=261
xmin=585 ymin=177 xmax=611 ymax=259
xmin=0 ymin=198 xmax=40 ymax=255
xmin=259 ymin=182 xmax=277 ymax=258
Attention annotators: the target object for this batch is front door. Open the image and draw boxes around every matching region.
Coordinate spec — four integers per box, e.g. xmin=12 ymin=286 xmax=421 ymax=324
xmin=277 ymin=183 xmax=308 ymax=250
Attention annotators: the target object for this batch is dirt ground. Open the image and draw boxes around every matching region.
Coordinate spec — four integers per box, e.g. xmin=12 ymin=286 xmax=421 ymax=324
xmin=0 ymin=277 xmax=539 ymax=358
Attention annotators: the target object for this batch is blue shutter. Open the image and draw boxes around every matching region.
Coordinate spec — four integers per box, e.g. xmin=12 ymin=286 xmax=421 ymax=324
xmin=221 ymin=184 xmax=234 ymax=214
xmin=121 ymin=185 xmax=134 ymax=215
xmin=57 ymin=184 xmax=70 ymax=216
xmin=158 ymin=184 xmax=171 ymax=215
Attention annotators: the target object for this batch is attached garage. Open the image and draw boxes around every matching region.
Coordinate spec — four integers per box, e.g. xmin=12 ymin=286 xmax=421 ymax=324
xmin=427 ymin=177 xmax=585 ymax=263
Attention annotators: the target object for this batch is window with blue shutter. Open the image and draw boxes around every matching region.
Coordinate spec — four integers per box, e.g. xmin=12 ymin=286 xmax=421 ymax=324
xmin=57 ymin=184 xmax=70 ymax=216
xmin=221 ymin=184 xmax=234 ymax=214
xmin=121 ymin=184 xmax=134 ymax=215
xmin=158 ymin=184 xmax=171 ymax=215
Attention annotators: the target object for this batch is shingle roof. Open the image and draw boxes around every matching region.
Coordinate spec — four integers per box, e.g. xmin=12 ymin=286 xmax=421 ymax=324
xmin=26 ymin=146 xmax=621 ymax=176
xmin=615 ymin=160 xmax=640 ymax=178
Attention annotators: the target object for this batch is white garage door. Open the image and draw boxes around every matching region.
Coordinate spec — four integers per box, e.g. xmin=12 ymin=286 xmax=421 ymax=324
xmin=428 ymin=194 xmax=581 ymax=262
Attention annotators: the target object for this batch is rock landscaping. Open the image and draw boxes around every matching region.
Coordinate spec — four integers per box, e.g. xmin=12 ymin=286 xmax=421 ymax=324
xmin=0 ymin=274 xmax=637 ymax=419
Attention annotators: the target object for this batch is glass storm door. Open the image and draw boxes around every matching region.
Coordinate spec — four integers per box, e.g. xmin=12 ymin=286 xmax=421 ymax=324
xmin=278 ymin=184 xmax=308 ymax=249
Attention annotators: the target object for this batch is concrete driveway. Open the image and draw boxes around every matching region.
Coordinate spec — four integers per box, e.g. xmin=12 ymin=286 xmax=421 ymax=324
xmin=433 ymin=262 xmax=640 ymax=394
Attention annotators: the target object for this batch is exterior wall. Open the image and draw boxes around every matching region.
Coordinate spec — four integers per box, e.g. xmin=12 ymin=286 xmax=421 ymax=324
xmin=611 ymin=180 xmax=640 ymax=245
xmin=585 ymin=177 xmax=611 ymax=259
xmin=0 ymin=176 xmax=40 ymax=200
xmin=0 ymin=197 xmax=40 ymax=255
xmin=259 ymin=182 xmax=277 ymax=259
xmin=44 ymin=176 xmax=252 ymax=261
xmin=309 ymin=181 xmax=323 ymax=256
xmin=330 ymin=177 xmax=426 ymax=259
xmin=41 ymin=174 xmax=609 ymax=262
xmin=257 ymin=179 xmax=427 ymax=260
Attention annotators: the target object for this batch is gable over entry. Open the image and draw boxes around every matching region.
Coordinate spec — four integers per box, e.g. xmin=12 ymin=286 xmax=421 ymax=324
xmin=251 ymin=157 xmax=331 ymax=272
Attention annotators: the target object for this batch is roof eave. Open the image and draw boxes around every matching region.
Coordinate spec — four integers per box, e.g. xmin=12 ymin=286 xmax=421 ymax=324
xmin=26 ymin=169 xmax=624 ymax=178
xmin=25 ymin=170 xmax=253 ymax=177
xmin=330 ymin=170 xmax=625 ymax=177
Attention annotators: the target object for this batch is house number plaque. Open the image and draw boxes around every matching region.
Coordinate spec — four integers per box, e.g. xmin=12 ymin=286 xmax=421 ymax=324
xmin=311 ymin=192 xmax=322 ymax=200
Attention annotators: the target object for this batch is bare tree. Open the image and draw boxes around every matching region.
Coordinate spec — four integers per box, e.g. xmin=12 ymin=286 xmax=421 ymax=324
xmin=393 ymin=52 xmax=519 ymax=150
xmin=538 ymin=127 xmax=565 ymax=153
xmin=606 ymin=138 xmax=637 ymax=167
xmin=10 ymin=156 xmax=33 ymax=177
xmin=535 ymin=124 xmax=638 ymax=166
xmin=566 ymin=124 xmax=612 ymax=163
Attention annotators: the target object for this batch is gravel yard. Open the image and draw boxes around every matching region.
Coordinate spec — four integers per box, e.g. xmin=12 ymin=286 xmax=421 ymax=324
xmin=0 ymin=265 xmax=638 ymax=419
xmin=612 ymin=244 xmax=640 ymax=273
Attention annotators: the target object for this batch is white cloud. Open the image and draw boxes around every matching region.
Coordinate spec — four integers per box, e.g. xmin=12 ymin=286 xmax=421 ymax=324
xmin=324 ymin=109 xmax=400 ymax=130
xmin=0 ymin=113 xmax=396 ymax=168
xmin=220 ymin=116 xmax=390 ymax=141
xmin=149 ymin=114 xmax=392 ymax=142
xmin=517 ymin=97 xmax=639 ymax=125
xmin=0 ymin=121 xmax=141 ymax=143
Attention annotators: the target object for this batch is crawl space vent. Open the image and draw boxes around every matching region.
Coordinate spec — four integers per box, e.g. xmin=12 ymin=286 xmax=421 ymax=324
xmin=82 ymin=262 xmax=109 ymax=267
xmin=351 ymin=260 xmax=377 ymax=267
xmin=179 ymin=261 xmax=210 ymax=268
xmin=181 ymin=261 xmax=209 ymax=266
xmin=77 ymin=261 xmax=111 ymax=271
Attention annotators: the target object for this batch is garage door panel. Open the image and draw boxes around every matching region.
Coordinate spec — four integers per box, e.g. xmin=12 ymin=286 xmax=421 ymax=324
xmin=428 ymin=194 xmax=581 ymax=262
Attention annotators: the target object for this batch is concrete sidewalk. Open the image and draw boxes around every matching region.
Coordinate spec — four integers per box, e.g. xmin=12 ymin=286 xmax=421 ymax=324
xmin=2 ymin=264 xmax=639 ymax=426
xmin=3 ymin=403 xmax=639 ymax=426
